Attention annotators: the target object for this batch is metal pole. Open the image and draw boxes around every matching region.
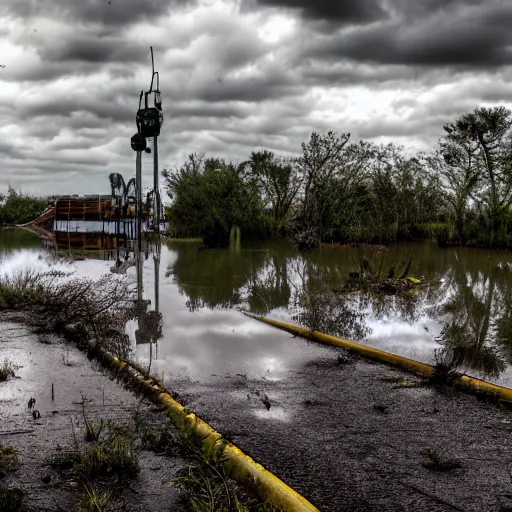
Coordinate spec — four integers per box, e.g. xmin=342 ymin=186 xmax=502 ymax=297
xmin=153 ymin=242 xmax=160 ymax=359
xmin=136 ymin=150 xmax=142 ymax=250
xmin=153 ymin=136 xmax=160 ymax=234
xmin=136 ymin=248 xmax=143 ymax=303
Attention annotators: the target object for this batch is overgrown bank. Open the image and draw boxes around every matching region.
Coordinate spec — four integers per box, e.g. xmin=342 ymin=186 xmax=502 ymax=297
xmin=164 ymin=106 xmax=512 ymax=251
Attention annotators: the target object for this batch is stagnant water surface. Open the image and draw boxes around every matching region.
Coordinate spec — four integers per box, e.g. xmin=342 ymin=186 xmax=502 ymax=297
xmin=3 ymin=228 xmax=512 ymax=387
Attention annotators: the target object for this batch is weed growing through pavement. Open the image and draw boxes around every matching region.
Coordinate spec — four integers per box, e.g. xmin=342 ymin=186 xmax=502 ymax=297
xmin=0 ymin=359 xmax=18 ymax=382
xmin=82 ymin=403 xmax=104 ymax=442
xmin=77 ymin=484 xmax=112 ymax=512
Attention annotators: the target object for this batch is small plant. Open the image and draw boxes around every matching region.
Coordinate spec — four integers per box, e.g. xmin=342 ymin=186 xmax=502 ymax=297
xmin=82 ymin=405 xmax=104 ymax=442
xmin=139 ymin=425 xmax=178 ymax=455
xmin=429 ymin=348 xmax=463 ymax=387
xmin=78 ymin=485 xmax=112 ymax=512
xmin=0 ymin=487 xmax=27 ymax=512
xmin=75 ymin=426 xmax=139 ymax=479
xmin=0 ymin=446 xmax=17 ymax=478
xmin=0 ymin=360 xmax=18 ymax=382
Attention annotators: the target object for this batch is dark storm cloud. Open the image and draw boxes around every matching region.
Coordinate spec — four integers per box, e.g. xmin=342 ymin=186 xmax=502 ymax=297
xmin=306 ymin=0 xmax=512 ymax=67
xmin=18 ymin=99 xmax=133 ymax=123
xmin=0 ymin=0 xmax=188 ymax=27
xmin=41 ymin=37 xmax=147 ymax=64
xmin=191 ymin=74 xmax=301 ymax=103
xmin=170 ymin=103 xmax=248 ymax=119
xmin=255 ymin=0 xmax=386 ymax=24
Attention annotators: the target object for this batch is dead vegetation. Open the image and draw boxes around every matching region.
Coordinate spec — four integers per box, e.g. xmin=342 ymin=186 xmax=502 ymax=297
xmin=342 ymin=254 xmax=424 ymax=295
xmin=0 ymin=359 xmax=18 ymax=382
xmin=0 ymin=270 xmax=139 ymax=359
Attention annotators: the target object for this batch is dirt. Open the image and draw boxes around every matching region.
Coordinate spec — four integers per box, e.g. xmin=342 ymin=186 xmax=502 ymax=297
xmin=165 ymin=340 xmax=512 ymax=512
xmin=4 ymin=307 xmax=512 ymax=511
xmin=0 ymin=316 xmax=188 ymax=512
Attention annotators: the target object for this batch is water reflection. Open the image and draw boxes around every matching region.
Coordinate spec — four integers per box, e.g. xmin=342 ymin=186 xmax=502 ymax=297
xmin=166 ymin=240 xmax=512 ymax=383
xmin=435 ymin=258 xmax=512 ymax=379
xmin=43 ymin=232 xmax=165 ymax=360
xmin=5 ymin=226 xmax=512 ymax=385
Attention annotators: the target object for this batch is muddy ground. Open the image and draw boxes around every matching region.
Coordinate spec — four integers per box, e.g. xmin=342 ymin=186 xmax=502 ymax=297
xmin=0 ymin=316 xmax=188 ymax=512
xmin=166 ymin=338 xmax=512 ymax=512
xmin=4 ymin=312 xmax=512 ymax=511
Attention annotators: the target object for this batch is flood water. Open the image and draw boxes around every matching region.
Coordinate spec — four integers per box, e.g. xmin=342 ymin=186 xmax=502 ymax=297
xmin=3 ymin=228 xmax=512 ymax=387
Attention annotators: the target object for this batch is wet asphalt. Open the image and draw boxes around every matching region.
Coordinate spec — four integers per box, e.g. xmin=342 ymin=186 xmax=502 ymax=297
xmin=164 ymin=339 xmax=512 ymax=512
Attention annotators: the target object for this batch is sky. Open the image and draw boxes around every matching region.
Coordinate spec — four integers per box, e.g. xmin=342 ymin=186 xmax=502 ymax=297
xmin=1 ymin=0 xmax=512 ymax=196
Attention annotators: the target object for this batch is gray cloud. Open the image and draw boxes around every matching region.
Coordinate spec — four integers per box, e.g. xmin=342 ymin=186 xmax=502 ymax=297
xmin=255 ymin=0 xmax=386 ymax=24
xmin=40 ymin=36 xmax=147 ymax=64
xmin=306 ymin=0 xmax=512 ymax=67
xmin=1 ymin=0 xmax=512 ymax=196
xmin=0 ymin=0 xmax=188 ymax=27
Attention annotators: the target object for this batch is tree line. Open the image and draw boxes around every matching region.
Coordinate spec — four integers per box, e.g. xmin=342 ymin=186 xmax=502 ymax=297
xmin=163 ymin=106 xmax=512 ymax=250
xmin=0 ymin=187 xmax=49 ymax=226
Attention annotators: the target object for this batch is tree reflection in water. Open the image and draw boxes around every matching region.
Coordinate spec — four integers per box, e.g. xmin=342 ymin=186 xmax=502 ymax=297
xmin=167 ymin=239 xmax=512 ymax=380
xmin=435 ymin=258 xmax=512 ymax=379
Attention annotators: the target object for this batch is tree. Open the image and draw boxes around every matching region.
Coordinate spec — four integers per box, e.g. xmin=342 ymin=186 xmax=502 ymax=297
xmin=299 ymin=131 xmax=351 ymax=223
xmin=291 ymin=131 xmax=354 ymax=248
xmin=0 ymin=187 xmax=48 ymax=226
xmin=162 ymin=154 xmax=268 ymax=246
xmin=162 ymin=154 xmax=208 ymax=238
xmin=441 ymin=107 xmax=512 ymax=244
xmin=429 ymin=130 xmax=480 ymax=241
xmin=245 ymin=151 xmax=300 ymax=231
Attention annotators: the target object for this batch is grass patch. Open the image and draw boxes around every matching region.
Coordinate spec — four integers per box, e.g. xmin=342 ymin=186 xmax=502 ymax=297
xmin=51 ymin=423 xmax=139 ymax=481
xmin=132 ymin=414 xmax=278 ymax=512
xmin=0 ymin=360 xmax=17 ymax=382
xmin=75 ymin=428 xmax=139 ymax=479
xmin=0 ymin=446 xmax=17 ymax=478
xmin=77 ymin=485 xmax=112 ymax=512
xmin=139 ymin=424 xmax=178 ymax=455
xmin=174 ymin=430 xmax=278 ymax=512
xmin=0 ymin=487 xmax=27 ymax=512
xmin=82 ymin=404 xmax=104 ymax=442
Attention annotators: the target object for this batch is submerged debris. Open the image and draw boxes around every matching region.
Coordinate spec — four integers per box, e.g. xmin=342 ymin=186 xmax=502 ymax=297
xmin=342 ymin=254 xmax=425 ymax=296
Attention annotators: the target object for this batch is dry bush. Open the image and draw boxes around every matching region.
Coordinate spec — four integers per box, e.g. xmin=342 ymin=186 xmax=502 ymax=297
xmin=0 ymin=271 xmax=136 ymax=358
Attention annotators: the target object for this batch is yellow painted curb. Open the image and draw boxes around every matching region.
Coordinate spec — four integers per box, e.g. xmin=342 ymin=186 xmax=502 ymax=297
xmin=94 ymin=347 xmax=319 ymax=512
xmin=246 ymin=314 xmax=512 ymax=403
